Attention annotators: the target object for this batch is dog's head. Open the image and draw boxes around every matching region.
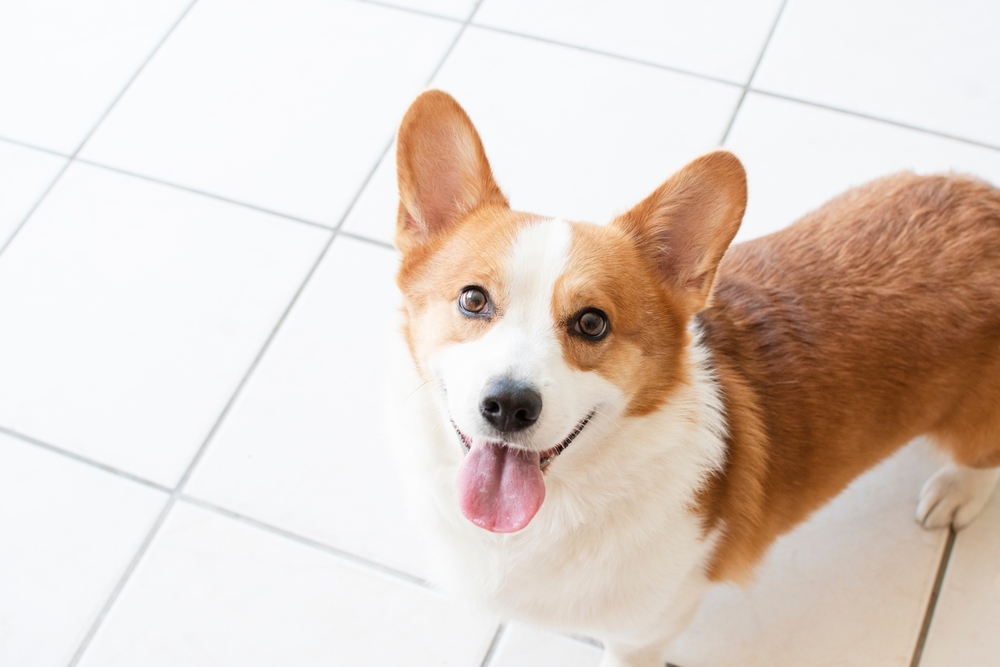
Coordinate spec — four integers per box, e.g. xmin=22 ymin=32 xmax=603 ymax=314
xmin=394 ymin=90 xmax=746 ymax=534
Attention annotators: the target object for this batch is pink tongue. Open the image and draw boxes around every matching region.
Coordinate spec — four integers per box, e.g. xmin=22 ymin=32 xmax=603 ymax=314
xmin=456 ymin=441 xmax=546 ymax=533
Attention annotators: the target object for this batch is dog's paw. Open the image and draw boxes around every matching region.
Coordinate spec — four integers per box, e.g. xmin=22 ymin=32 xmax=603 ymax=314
xmin=916 ymin=462 xmax=1000 ymax=529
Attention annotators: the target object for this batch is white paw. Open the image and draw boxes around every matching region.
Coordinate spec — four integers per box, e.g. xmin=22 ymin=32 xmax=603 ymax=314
xmin=916 ymin=463 xmax=1000 ymax=529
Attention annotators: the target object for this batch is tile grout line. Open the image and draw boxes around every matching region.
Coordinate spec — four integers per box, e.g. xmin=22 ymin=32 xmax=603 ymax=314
xmin=719 ymin=0 xmax=790 ymax=146
xmin=479 ymin=624 xmax=506 ymax=667
xmin=0 ymin=0 xmax=201 ymax=265
xmin=63 ymin=6 xmax=484 ymax=663
xmin=70 ymin=0 xmax=201 ymax=158
xmin=908 ymin=526 xmax=957 ymax=667
xmin=221 ymin=0 xmax=1000 ymax=155
xmin=0 ymin=159 xmax=73 ymax=258
xmin=0 ymin=134 xmax=72 ymax=159
xmin=177 ymin=495 xmax=428 ymax=588
xmin=467 ymin=22 xmax=742 ymax=88
xmin=1 ymin=12 xmax=996 ymax=252
xmin=337 ymin=228 xmax=396 ymax=250
xmin=73 ymin=156 xmax=339 ymax=233
xmin=0 ymin=425 xmax=171 ymax=494
xmin=64 ymin=492 xmax=175 ymax=667
xmin=350 ymin=0 xmax=466 ymax=23
xmin=3 ymin=418 xmax=435 ymax=590
xmin=73 ymin=156 xmax=397 ymax=250
xmin=748 ymin=88 xmax=1000 ymax=152
xmin=346 ymin=0 xmax=952 ymax=169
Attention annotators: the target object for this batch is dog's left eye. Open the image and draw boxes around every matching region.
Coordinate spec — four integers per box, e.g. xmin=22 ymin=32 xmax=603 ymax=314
xmin=573 ymin=309 xmax=609 ymax=340
xmin=458 ymin=286 xmax=490 ymax=316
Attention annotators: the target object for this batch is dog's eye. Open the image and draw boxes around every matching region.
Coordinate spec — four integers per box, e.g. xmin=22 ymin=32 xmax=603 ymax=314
xmin=458 ymin=287 xmax=490 ymax=316
xmin=573 ymin=309 xmax=609 ymax=340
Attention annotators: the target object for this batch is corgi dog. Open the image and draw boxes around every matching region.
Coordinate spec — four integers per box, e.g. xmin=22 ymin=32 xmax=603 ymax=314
xmin=387 ymin=90 xmax=1000 ymax=667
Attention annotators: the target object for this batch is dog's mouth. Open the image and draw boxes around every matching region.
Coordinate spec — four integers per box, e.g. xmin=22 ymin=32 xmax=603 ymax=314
xmin=452 ymin=409 xmax=595 ymax=471
xmin=451 ymin=410 xmax=595 ymax=533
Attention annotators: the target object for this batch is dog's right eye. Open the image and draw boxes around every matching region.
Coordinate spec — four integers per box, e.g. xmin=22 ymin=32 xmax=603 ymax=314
xmin=458 ymin=287 xmax=490 ymax=316
xmin=572 ymin=308 xmax=610 ymax=340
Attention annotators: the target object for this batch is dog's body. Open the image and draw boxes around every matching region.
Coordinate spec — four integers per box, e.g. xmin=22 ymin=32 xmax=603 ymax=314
xmin=388 ymin=91 xmax=1000 ymax=667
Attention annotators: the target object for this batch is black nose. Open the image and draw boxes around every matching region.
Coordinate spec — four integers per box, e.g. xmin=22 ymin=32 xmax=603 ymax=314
xmin=480 ymin=378 xmax=543 ymax=434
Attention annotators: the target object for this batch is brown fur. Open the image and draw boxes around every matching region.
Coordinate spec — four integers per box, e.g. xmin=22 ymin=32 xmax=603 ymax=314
xmin=697 ymin=173 xmax=1000 ymax=581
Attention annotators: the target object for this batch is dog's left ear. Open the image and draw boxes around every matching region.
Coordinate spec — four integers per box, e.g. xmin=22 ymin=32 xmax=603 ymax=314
xmin=395 ymin=90 xmax=508 ymax=254
xmin=613 ymin=150 xmax=747 ymax=313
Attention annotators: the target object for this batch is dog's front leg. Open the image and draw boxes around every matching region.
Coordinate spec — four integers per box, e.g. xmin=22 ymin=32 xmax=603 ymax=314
xmin=598 ymin=578 xmax=706 ymax=667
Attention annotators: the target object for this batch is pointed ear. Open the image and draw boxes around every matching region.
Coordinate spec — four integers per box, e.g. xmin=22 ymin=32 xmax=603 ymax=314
xmin=613 ymin=150 xmax=747 ymax=312
xmin=395 ymin=90 xmax=507 ymax=253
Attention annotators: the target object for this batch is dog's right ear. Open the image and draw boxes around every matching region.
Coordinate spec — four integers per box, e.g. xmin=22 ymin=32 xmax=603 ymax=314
xmin=395 ymin=90 xmax=507 ymax=254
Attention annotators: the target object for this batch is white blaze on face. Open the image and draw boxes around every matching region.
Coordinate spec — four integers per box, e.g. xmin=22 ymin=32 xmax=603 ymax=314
xmin=429 ymin=219 xmax=624 ymax=452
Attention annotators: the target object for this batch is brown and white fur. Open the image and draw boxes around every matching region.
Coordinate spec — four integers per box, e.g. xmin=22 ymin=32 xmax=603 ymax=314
xmin=387 ymin=90 xmax=1000 ymax=667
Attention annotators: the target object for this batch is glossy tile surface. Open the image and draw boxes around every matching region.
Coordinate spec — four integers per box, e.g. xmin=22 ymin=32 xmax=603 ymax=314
xmin=476 ymin=0 xmax=784 ymax=83
xmin=0 ymin=0 xmax=191 ymax=153
xmin=185 ymin=237 xmax=428 ymax=577
xmin=81 ymin=0 xmax=460 ymax=225
xmin=755 ymin=0 xmax=1000 ymax=147
xmin=77 ymin=502 xmax=499 ymax=667
xmin=0 ymin=433 xmax=166 ymax=667
xmin=0 ymin=163 xmax=329 ymax=486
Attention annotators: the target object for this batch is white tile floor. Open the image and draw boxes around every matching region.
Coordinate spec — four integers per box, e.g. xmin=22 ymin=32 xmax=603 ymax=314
xmin=1 ymin=1 xmax=998 ymax=666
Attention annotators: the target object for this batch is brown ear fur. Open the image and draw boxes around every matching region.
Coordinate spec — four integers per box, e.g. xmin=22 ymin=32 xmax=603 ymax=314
xmin=613 ymin=151 xmax=747 ymax=313
xmin=395 ymin=90 xmax=508 ymax=254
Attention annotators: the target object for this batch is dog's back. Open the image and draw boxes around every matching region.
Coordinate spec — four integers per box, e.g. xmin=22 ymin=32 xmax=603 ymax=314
xmin=698 ymin=173 xmax=1000 ymax=580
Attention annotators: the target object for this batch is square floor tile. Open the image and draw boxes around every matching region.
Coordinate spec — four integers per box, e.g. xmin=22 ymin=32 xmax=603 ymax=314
xmin=475 ymin=0 xmax=784 ymax=83
xmin=919 ymin=485 xmax=1000 ymax=667
xmin=185 ymin=237 xmax=428 ymax=576
xmin=488 ymin=625 xmax=603 ymax=667
xmin=0 ymin=163 xmax=329 ymax=487
xmin=0 ymin=0 xmax=191 ymax=154
xmin=342 ymin=27 xmax=741 ymax=243
xmin=667 ymin=441 xmax=947 ymax=667
xmin=80 ymin=0 xmax=460 ymax=225
xmin=0 ymin=432 xmax=166 ymax=667
xmin=78 ymin=501 xmax=498 ymax=667
xmin=724 ymin=93 xmax=1000 ymax=243
xmin=0 ymin=139 xmax=66 ymax=248
xmin=753 ymin=0 xmax=1000 ymax=147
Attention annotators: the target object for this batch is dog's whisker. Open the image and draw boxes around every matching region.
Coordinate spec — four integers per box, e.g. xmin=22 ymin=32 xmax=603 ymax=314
xmin=398 ymin=378 xmax=431 ymax=407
